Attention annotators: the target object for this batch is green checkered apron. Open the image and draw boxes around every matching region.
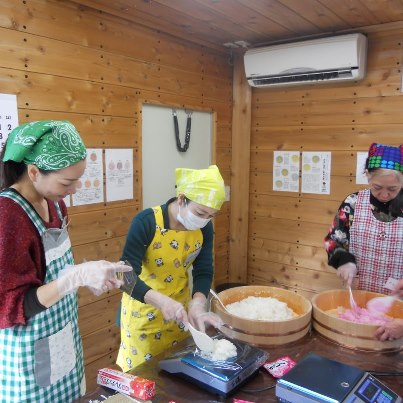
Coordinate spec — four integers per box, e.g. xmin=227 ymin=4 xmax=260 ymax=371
xmin=0 ymin=189 xmax=84 ymax=402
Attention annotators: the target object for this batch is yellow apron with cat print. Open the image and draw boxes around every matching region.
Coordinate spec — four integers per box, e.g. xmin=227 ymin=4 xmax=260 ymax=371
xmin=117 ymin=206 xmax=203 ymax=370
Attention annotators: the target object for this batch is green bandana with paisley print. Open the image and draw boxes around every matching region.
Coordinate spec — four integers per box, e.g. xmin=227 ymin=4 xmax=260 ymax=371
xmin=2 ymin=120 xmax=87 ymax=170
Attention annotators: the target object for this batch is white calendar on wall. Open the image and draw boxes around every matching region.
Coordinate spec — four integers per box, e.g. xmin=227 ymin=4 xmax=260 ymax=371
xmin=0 ymin=94 xmax=19 ymax=151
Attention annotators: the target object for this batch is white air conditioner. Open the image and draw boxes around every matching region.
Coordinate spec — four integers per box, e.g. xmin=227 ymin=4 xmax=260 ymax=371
xmin=244 ymin=33 xmax=367 ymax=87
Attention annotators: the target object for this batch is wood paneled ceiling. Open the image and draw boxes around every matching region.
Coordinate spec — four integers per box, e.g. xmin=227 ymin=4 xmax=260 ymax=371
xmin=70 ymin=0 xmax=403 ymax=51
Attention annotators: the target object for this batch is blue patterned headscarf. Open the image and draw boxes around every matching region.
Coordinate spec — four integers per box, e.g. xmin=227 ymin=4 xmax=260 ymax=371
xmin=2 ymin=120 xmax=87 ymax=170
xmin=367 ymin=143 xmax=403 ymax=171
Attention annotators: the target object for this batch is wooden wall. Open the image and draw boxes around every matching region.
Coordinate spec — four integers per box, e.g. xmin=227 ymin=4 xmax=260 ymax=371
xmin=0 ymin=0 xmax=232 ymax=390
xmin=246 ymin=24 xmax=403 ymax=300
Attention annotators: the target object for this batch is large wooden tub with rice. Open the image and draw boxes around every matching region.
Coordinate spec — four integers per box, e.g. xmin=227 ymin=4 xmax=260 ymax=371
xmin=211 ymin=285 xmax=312 ymax=347
xmin=312 ymin=289 xmax=403 ymax=351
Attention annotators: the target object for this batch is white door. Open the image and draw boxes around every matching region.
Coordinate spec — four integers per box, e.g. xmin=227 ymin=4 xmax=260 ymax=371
xmin=142 ymin=104 xmax=212 ymax=209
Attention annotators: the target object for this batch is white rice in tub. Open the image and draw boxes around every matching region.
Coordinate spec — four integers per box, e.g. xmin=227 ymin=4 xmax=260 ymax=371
xmin=226 ymin=296 xmax=295 ymax=321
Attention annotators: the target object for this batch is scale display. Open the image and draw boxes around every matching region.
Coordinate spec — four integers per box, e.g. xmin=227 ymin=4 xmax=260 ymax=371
xmin=276 ymin=353 xmax=401 ymax=403
xmin=355 ymin=374 xmax=399 ymax=403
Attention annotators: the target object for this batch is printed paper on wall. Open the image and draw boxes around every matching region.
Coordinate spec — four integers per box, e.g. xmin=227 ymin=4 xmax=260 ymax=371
xmin=356 ymin=152 xmax=368 ymax=184
xmin=301 ymin=152 xmax=331 ymax=194
xmin=105 ymin=149 xmax=134 ymax=202
xmin=0 ymin=94 xmax=19 ymax=151
xmin=273 ymin=151 xmax=300 ymax=192
xmin=72 ymin=149 xmax=104 ymax=206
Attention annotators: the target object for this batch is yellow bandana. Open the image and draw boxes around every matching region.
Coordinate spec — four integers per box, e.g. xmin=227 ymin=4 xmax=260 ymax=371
xmin=175 ymin=165 xmax=225 ymax=210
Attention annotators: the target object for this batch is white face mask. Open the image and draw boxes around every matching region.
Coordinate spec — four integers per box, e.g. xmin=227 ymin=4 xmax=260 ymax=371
xmin=177 ymin=204 xmax=210 ymax=230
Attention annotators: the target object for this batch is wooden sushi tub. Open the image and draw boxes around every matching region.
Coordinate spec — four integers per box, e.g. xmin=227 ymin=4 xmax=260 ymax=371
xmin=312 ymin=289 xmax=403 ymax=351
xmin=211 ymin=285 xmax=312 ymax=347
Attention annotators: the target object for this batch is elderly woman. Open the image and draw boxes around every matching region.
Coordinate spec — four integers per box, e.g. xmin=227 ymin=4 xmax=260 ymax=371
xmin=0 ymin=120 xmax=131 ymax=402
xmin=325 ymin=143 xmax=403 ymax=342
xmin=324 ymin=143 xmax=403 ymax=294
xmin=117 ymin=165 xmax=226 ymax=370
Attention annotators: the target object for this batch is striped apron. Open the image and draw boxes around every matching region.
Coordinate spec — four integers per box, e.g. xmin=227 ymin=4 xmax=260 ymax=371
xmin=0 ymin=189 xmax=84 ymax=402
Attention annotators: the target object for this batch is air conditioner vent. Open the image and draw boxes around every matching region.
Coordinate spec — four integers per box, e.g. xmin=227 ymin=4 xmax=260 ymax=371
xmin=244 ymin=33 xmax=367 ymax=87
xmin=251 ymin=68 xmax=355 ymax=87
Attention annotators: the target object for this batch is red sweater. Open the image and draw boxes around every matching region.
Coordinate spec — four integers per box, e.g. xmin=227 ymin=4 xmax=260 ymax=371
xmin=0 ymin=192 xmax=67 ymax=328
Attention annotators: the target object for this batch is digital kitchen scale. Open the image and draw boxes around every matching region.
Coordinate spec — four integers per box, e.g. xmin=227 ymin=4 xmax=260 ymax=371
xmin=276 ymin=353 xmax=402 ymax=403
xmin=158 ymin=334 xmax=269 ymax=396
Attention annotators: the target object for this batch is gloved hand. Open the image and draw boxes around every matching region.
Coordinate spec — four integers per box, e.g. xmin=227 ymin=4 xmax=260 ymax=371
xmin=57 ymin=260 xmax=133 ymax=296
xmin=374 ymin=319 xmax=403 ymax=341
xmin=188 ymin=299 xmax=224 ymax=332
xmin=337 ymin=262 xmax=358 ymax=287
xmin=392 ymin=279 xmax=403 ymax=297
xmin=144 ymin=289 xmax=188 ymax=324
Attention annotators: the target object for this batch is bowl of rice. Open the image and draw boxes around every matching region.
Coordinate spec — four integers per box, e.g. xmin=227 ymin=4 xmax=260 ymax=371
xmin=312 ymin=289 xmax=403 ymax=351
xmin=211 ymin=285 xmax=312 ymax=347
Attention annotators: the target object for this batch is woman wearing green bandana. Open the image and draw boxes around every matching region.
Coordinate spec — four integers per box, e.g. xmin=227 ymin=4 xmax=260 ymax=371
xmin=117 ymin=165 xmax=226 ymax=371
xmin=0 ymin=120 xmax=132 ymax=402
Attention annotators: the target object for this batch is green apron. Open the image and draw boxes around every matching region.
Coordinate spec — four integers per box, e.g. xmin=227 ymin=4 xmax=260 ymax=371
xmin=117 ymin=206 xmax=203 ymax=370
xmin=0 ymin=189 xmax=84 ymax=402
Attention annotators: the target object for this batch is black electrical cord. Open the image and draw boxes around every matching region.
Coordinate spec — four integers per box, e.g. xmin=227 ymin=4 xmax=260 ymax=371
xmin=240 ymin=383 xmax=276 ymax=393
xmin=239 ymin=368 xmax=277 ymax=393
xmin=369 ymin=371 xmax=403 ymax=376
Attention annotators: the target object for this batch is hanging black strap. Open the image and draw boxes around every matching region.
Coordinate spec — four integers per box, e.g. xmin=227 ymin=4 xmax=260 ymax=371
xmin=173 ymin=109 xmax=192 ymax=152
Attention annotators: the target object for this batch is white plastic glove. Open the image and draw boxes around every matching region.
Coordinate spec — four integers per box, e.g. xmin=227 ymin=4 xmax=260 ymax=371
xmin=57 ymin=260 xmax=133 ymax=296
xmin=188 ymin=299 xmax=224 ymax=332
xmin=374 ymin=318 xmax=403 ymax=341
xmin=144 ymin=289 xmax=188 ymax=324
xmin=337 ymin=262 xmax=358 ymax=287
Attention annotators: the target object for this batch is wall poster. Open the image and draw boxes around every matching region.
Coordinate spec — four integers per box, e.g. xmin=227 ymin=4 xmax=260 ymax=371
xmin=273 ymin=151 xmax=300 ymax=192
xmin=105 ymin=148 xmax=133 ymax=202
xmin=0 ymin=93 xmax=19 ymax=151
xmin=356 ymin=151 xmax=368 ymax=184
xmin=301 ymin=152 xmax=331 ymax=194
xmin=64 ymin=196 xmax=71 ymax=207
xmin=72 ymin=149 xmax=104 ymax=206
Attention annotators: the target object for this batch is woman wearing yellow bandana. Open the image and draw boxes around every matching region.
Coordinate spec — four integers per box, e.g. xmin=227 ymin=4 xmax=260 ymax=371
xmin=117 ymin=165 xmax=226 ymax=370
xmin=0 ymin=120 xmax=132 ymax=402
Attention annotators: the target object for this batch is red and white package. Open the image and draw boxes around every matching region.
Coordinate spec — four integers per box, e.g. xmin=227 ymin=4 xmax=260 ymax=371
xmin=233 ymin=399 xmax=256 ymax=403
xmin=97 ymin=368 xmax=156 ymax=400
xmin=263 ymin=356 xmax=296 ymax=378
